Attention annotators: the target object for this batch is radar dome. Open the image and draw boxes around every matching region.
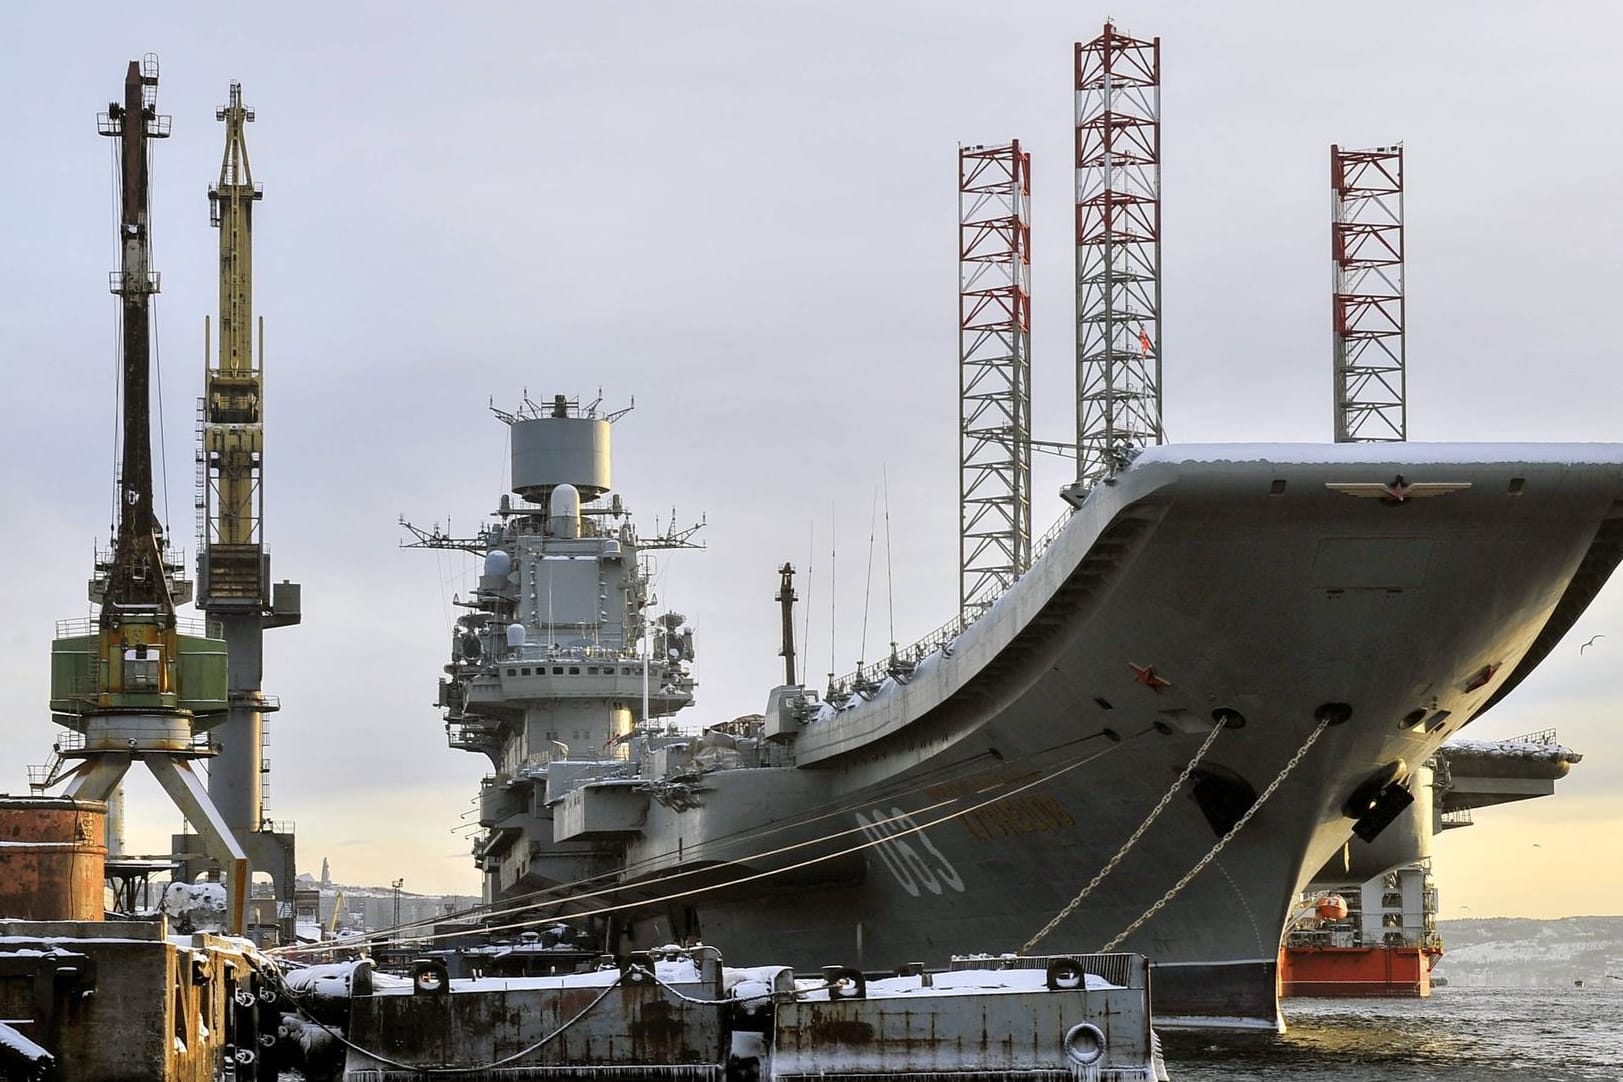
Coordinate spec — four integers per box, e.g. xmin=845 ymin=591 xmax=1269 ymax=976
xmin=484 ymin=550 xmax=511 ymax=577
xmin=549 ymin=483 xmax=582 ymax=539
xmin=506 ymin=623 xmax=526 ymax=649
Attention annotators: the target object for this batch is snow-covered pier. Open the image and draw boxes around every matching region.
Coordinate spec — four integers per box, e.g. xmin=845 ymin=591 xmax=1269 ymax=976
xmin=336 ymin=948 xmax=1165 ymax=1081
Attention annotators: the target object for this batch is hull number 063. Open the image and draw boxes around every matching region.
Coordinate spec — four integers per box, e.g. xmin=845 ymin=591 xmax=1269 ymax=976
xmin=854 ymin=807 xmax=966 ymax=897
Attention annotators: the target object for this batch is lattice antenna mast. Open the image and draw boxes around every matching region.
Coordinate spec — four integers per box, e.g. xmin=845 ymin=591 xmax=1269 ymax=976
xmin=1331 ymin=144 xmax=1405 ymax=441
xmin=1075 ymin=22 xmax=1161 ymax=488
xmin=958 ymin=141 xmax=1032 ymax=620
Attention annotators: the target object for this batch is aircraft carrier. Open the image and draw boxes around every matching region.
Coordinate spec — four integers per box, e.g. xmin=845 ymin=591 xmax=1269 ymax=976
xmin=414 ymin=400 xmax=1623 ymax=1030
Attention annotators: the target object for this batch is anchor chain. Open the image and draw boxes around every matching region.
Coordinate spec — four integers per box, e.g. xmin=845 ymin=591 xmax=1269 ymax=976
xmin=1097 ymin=715 xmax=1332 ymax=953
xmin=1021 ymin=716 xmax=1230 ymax=955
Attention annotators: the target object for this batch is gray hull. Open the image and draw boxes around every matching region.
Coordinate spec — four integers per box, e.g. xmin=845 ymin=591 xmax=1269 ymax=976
xmin=511 ymin=444 xmax=1623 ymax=1029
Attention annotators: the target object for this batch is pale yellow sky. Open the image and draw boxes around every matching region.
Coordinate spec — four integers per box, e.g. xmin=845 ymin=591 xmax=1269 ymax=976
xmin=1433 ymin=794 xmax=1623 ymax=921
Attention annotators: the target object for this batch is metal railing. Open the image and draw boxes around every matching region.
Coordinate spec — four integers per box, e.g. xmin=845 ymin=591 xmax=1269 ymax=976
xmin=1507 ymin=727 xmax=1557 ymax=746
xmin=1440 ymin=807 xmax=1474 ymax=828
xmin=54 ymin=615 xmax=222 ymax=639
xmin=827 ymin=507 xmax=1077 ymax=696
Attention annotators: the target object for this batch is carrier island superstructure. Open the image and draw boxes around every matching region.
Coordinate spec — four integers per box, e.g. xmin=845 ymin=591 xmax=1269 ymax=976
xmin=404 ymin=395 xmax=699 ymax=900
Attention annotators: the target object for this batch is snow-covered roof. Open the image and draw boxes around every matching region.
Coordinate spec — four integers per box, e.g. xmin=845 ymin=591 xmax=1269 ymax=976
xmin=1439 ymin=738 xmax=1583 ymax=764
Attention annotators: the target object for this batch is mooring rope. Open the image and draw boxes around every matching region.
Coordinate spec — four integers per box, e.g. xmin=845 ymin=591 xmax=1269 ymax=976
xmin=272 ymin=729 xmax=1141 ymax=958
xmin=272 ymin=962 xmax=624 ymax=1076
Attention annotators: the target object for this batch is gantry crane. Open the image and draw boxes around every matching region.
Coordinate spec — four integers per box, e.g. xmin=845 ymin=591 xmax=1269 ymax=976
xmin=48 ymin=56 xmax=251 ymax=933
xmin=192 ymin=80 xmax=303 ymax=945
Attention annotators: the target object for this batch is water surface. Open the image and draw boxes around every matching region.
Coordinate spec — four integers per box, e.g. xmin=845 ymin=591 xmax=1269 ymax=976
xmin=1162 ymin=986 xmax=1623 ymax=1081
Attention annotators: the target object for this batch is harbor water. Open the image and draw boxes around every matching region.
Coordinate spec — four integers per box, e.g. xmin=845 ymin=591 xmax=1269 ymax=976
xmin=1162 ymin=986 xmax=1623 ymax=1081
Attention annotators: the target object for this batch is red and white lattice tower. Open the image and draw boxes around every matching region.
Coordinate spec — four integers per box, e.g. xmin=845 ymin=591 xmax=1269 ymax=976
xmin=1075 ymin=22 xmax=1162 ymax=488
xmin=1331 ymin=144 xmax=1405 ymax=442
xmin=959 ymin=142 xmax=1032 ymax=620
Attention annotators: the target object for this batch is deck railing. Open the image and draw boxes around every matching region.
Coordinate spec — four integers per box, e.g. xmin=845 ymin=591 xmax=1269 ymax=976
xmin=826 ymin=507 xmax=1076 ymax=696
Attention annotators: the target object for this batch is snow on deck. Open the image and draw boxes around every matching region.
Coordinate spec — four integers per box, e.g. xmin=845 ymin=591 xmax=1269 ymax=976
xmin=376 ymin=956 xmax=706 ymax=996
xmin=1134 ymin=442 xmax=1623 ymax=467
xmin=1440 ymin=738 xmax=1583 ymax=763
xmin=793 ymin=968 xmax=1121 ymax=1001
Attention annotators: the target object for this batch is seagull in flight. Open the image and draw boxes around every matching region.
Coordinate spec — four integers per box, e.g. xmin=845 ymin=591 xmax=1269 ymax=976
xmin=1580 ymin=634 xmax=1606 ymax=654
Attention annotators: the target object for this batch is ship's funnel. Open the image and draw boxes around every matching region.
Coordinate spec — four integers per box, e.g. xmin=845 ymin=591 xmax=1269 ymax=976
xmin=511 ymin=417 xmax=610 ymax=503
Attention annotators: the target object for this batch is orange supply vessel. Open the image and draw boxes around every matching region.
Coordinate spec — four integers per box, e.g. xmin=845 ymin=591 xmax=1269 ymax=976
xmin=1280 ymin=940 xmax=1442 ymax=997
xmin=1281 ymin=883 xmax=1443 ymax=997
xmin=0 ymin=796 xmax=107 ymax=920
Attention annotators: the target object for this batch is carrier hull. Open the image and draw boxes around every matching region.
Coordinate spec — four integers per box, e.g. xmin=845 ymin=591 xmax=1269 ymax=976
xmin=463 ymin=443 xmax=1623 ymax=1030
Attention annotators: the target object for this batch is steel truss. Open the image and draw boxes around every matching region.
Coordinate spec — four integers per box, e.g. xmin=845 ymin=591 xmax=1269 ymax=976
xmin=1332 ymin=144 xmax=1405 ymax=442
xmin=959 ymin=141 xmax=1032 ymax=619
xmin=1075 ymin=22 xmax=1162 ymax=488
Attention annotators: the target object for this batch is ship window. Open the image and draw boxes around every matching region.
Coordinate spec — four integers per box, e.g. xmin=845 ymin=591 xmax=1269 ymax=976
xmin=569 ymin=667 xmax=580 ymax=675
xmin=506 ymin=668 xmax=516 ymax=677
xmin=553 ymin=667 xmax=563 ymax=675
xmin=1269 ymin=479 xmax=1287 ymax=495
xmin=622 ymin=667 xmax=633 ymax=675
xmin=1508 ymin=477 xmax=1526 ymax=495
xmin=587 ymin=666 xmax=599 ymax=674
xmin=521 ymin=668 xmax=532 ymax=676
xmin=1383 ymin=892 xmax=1403 ymax=908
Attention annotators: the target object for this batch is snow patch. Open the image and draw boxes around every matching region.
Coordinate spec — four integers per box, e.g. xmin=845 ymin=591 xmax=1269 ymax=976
xmin=1134 ymin=442 xmax=1623 ymax=467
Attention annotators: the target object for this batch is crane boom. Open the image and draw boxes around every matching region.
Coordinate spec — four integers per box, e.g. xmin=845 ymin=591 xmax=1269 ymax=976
xmin=203 ymin=82 xmax=264 ymax=568
xmin=51 ymin=56 xmax=250 ymax=935
xmin=195 ymin=80 xmax=302 ymax=948
xmin=104 ymin=58 xmax=175 ymax=620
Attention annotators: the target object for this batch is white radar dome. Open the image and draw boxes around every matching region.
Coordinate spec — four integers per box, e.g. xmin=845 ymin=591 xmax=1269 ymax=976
xmin=506 ymin=623 xmax=526 ymax=649
xmin=484 ymin=550 xmax=511 ymax=577
xmin=549 ymin=483 xmax=582 ymax=539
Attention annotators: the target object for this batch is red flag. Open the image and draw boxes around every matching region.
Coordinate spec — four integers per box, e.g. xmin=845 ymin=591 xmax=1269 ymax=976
xmin=1137 ymin=324 xmax=1152 ymax=357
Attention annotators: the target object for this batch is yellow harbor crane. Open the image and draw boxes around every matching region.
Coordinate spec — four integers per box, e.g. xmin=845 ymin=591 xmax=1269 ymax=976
xmin=190 ymin=81 xmax=303 ymax=944
xmin=204 ymin=80 xmax=265 ymax=569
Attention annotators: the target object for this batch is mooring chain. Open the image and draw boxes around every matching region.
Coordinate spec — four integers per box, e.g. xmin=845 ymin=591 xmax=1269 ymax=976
xmin=1097 ymin=715 xmax=1332 ymax=953
xmin=1021 ymin=715 xmax=1230 ymax=955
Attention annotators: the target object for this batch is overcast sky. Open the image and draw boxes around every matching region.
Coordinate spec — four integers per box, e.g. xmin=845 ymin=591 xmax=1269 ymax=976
xmin=2 ymin=2 xmax=1619 ymax=915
